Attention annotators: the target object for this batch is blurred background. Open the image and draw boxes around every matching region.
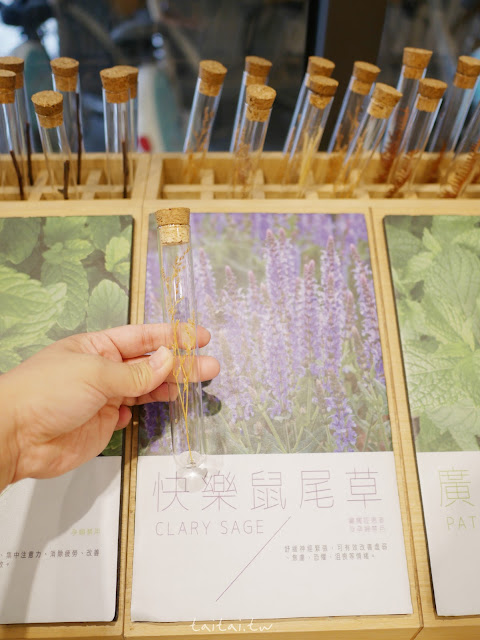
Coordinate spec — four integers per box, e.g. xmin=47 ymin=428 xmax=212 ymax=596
xmin=0 ymin=0 xmax=479 ymax=152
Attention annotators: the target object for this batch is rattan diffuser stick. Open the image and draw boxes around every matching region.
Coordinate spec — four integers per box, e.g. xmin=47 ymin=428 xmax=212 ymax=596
xmin=51 ymin=57 xmax=84 ymax=185
xmin=31 ymin=90 xmax=76 ymax=200
xmin=0 ymin=56 xmax=33 ymax=186
xmin=0 ymin=70 xmax=25 ymax=200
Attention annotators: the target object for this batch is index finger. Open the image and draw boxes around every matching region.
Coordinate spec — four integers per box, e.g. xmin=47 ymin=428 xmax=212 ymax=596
xmin=98 ymin=323 xmax=212 ymax=359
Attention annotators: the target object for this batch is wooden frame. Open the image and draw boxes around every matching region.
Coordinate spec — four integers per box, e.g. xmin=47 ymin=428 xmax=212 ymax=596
xmin=123 ymin=199 xmax=422 ymax=640
xmin=0 ymin=200 xmax=143 ymax=640
xmin=370 ymin=200 xmax=480 ymax=639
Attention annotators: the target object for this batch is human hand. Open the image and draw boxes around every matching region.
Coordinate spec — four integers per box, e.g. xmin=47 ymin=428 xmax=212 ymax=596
xmin=0 ymin=324 xmax=219 ymax=490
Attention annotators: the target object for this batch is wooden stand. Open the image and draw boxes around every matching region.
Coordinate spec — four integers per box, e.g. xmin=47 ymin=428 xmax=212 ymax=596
xmin=0 ymin=153 xmax=479 ymax=639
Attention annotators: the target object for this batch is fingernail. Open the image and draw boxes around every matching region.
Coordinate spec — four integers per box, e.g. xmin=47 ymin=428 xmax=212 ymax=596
xmin=149 ymin=346 xmax=171 ymax=371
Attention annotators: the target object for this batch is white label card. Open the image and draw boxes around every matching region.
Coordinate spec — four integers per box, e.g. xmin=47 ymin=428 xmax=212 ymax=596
xmin=131 ymin=452 xmax=411 ymax=622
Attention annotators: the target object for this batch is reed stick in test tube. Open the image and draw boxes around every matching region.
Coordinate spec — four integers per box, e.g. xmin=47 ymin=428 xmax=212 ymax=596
xmin=0 ymin=56 xmax=32 ymax=186
xmin=183 ymin=60 xmax=227 ymax=183
xmin=100 ymin=67 xmax=131 ymax=198
xmin=232 ymin=84 xmax=276 ymax=198
xmin=51 ymin=57 xmax=84 ymax=185
xmin=428 ymin=55 xmax=480 ymax=180
xmin=334 ymin=83 xmax=402 ymax=197
xmin=230 ymin=55 xmax=272 ymax=152
xmin=386 ymin=78 xmax=446 ymax=197
xmin=283 ymin=56 xmax=335 ymax=156
xmin=113 ymin=64 xmax=139 ymax=152
xmin=380 ymin=47 xmax=432 ymax=180
xmin=0 ymin=70 xmax=25 ymax=199
xmin=441 ymin=100 xmax=480 ymax=198
xmin=283 ymin=74 xmax=338 ymax=195
xmin=31 ymin=90 xmax=76 ymax=199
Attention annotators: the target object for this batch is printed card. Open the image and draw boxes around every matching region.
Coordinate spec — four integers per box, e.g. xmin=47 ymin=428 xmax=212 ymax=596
xmin=131 ymin=212 xmax=412 ymax=621
xmin=385 ymin=214 xmax=480 ymax=615
xmin=0 ymin=215 xmax=133 ymax=623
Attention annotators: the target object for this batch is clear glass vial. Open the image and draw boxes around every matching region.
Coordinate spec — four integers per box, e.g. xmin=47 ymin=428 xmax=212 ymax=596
xmin=100 ymin=67 xmax=132 ymax=198
xmin=284 ymin=74 xmax=338 ymax=194
xmin=183 ymin=59 xmax=227 ymax=182
xmin=230 ymin=55 xmax=271 ymax=152
xmin=113 ymin=64 xmax=139 ymax=152
xmin=283 ymin=56 xmax=335 ymax=155
xmin=51 ymin=57 xmax=84 ymax=185
xmin=334 ymin=83 xmax=402 ymax=197
xmin=0 ymin=69 xmax=25 ymax=199
xmin=232 ymin=84 xmax=276 ymax=198
xmin=387 ymin=78 xmax=446 ymax=197
xmin=31 ymin=90 xmax=76 ymax=199
xmin=156 ymin=206 xmax=206 ymax=479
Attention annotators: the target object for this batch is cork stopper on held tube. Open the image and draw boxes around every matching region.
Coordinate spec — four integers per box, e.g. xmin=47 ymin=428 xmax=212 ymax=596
xmin=367 ymin=83 xmax=402 ymax=119
xmin=198 ymin=60 xmax=227 ymax=97
xmin=156 ymin=207 xmax=191 ymax=245
xmin=352 ymin=61 xmax=381 ymax=95
xmin=0 ymin=56 xmax=24 ymax=89
xmin=100 ymin=67 xmax=130 ymax=104
xmin=416 ymin=78 xmax=447 ymax=112
xmin=246 ymin=84 xmax=276 ymax=122
xmin=402 ymin=47 xmax=433 ymax=79
xmin=0 ymin=70 xmax=17 ymax=104
xmin=307 ymin=75 xmax=339 ymax=109
xmin=307 ymin=56 xmax=335 ymax=78
xmin=113 ymin=65 xmax=139 ymax=99
xmin=31 ymin=90 xmax=63 ymax=128
xmin=51 ymin=57 xmax=79 ymax=92
xmin=454 ymin=56 xmax=480 ymax=89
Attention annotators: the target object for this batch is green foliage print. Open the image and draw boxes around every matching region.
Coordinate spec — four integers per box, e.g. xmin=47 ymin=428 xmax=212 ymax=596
xmin=0 ymin=215 xmax=133 ymax=456
xmin=385 ymin=215 xmax=480 ymax=452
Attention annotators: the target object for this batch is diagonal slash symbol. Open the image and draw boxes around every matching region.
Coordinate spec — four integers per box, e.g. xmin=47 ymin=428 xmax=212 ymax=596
xmin=216 ymin=516 xmax=291 ymax=602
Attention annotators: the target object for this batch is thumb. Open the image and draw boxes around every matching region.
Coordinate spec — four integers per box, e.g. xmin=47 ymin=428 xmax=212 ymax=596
xmin=98 ymin=346 xmax=173 ymax=400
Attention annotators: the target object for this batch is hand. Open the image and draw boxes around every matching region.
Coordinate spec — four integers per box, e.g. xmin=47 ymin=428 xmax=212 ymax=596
xmin=0 ymin=324 xmax=220 ymax=490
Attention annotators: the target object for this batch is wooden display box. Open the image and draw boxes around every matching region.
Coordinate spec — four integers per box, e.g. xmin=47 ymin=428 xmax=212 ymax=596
xmin=144 ymin=152 xmax=480 ymax=201
xmin=370 ymin=199 xmax=480 ymax=640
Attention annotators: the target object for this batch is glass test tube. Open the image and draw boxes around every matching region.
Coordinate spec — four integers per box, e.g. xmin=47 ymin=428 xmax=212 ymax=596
xmin=156 ymin=207 xmax=206 ymax=478
xmin=386 ymin=78 xmax=446 ymax=198
xmin=283 ymin=75 xmax=338 ymax=195
xmin=441 ymin=101 xmax=480 ymax=198
xmin=0 ymin=70 xmax=25 ymax=200
xmin=428 ymin=55 xmax=480 ymax=177
xmin=183 ymin=60 xmax=227 ymax=183
xmin=232 ymin=84 xmax=276 ymax=198
xmin=100 ymin=67 xmax=131 ymax=198
xmin=381 ymin=47 xmax=432 ymax=179
xmin=230 ymin=55 xmax=272 ymax=152
xmin=283 ymin=56 xmax=335 ymax=155
xmin=334 ymin=83 xmax=402 ymax=197
xmin=0 ymin=57 xmax=32 ymax=186
xmin=51 ymin=57 xmax=84 ymax=185
xmin=31 ymin=90 xmax=76 ymax=199
xmin=113 ymin=65 xmax=139 ymax=152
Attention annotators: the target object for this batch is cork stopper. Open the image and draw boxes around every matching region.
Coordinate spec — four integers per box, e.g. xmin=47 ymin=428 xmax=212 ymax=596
xmin=156 ymin=207 xmax=190 ymax=245
xmin=100 ymin=67 xmax=130 ymax=103
xmin=245 ymin=56 xmax=272 ymax=79
xmin=307 ymin=56 xmax=335 ymax=78
xmin=416 ymin=77 xmax=447 ymax=112
xmin=246 ymin=84 xmax=276 ymax=122
xmin=367 ymin=82 xmax=402 ymax=119
xmin=352 ymin=61 xmax=380 ymax=95
xmin=198 ymin=60 xmax=227 ymax=97
xmin=51 ymin=57 xmax=79 ymax=92
xmin=402 ymin=47 xmax=432 ymax=79
xmin=454 ymin=56 xmax=480 ymax=89
xmin=307 ymin=75 xmax=338 ymax=108
xmin=113 ymin=64 xmax=139 ymax=99
xmin=0 ymin=70 xmax=16 ymax=104
xmin=31 ymin=90 xmax=63 ymax=128
xmin=0 ymin=56 xmax=24 ymax=89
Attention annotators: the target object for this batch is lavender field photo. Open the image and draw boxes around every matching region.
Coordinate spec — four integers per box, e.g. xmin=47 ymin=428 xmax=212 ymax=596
xmin=140 ymin=212 xmax=391 ymax=455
